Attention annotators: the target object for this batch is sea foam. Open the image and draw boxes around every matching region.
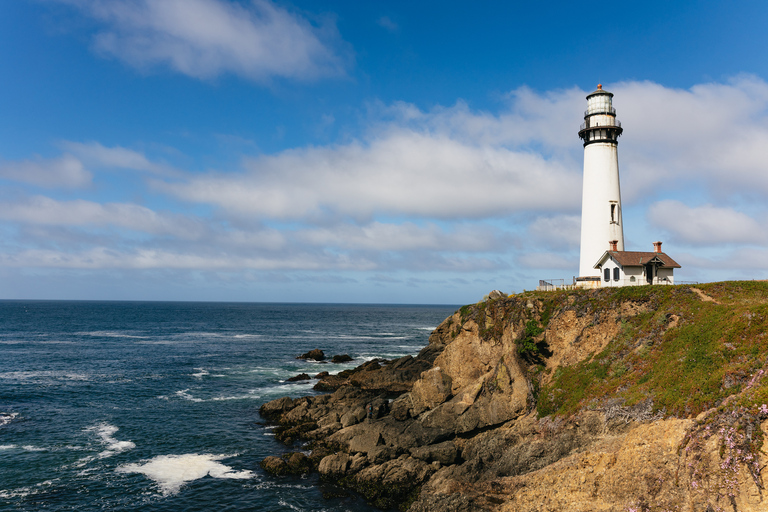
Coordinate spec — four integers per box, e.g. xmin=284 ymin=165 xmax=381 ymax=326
xmin=174 ymin=389 xmax=204 ymax=402
xmin=117 ymin=454 xmax=253 ymax=495
xmin=0 ymin=371 xmax=89 ymax=382
xmin=166 ymin=388 xmax=264 ymax=402
xmin=1 ymin=412 xmax=19 ymax=426
xmin=0 ymin=480 xmax=57 ymax=500
xmin=87 ymin=423 xmax=136 ymax=458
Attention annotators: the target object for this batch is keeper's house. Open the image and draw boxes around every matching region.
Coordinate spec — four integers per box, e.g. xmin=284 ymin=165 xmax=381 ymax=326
xmin=594 ymin=241 xmax=681 ymax=288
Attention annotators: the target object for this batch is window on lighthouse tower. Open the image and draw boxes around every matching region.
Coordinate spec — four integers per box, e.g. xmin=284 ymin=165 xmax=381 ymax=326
xmin=610 ymin=203 xmax=617 ymax=223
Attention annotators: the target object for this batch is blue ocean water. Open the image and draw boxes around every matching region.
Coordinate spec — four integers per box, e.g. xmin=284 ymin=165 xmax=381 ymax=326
xmin=0 ymin=301 xmax=458 ymax=511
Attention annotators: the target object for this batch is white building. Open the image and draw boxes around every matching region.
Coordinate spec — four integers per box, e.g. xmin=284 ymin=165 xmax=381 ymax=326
xmin=593 ymin=241 xmax=681 ymax=287
xmin=576 ymin=84 xmax=625 ymax=288
xmin=574 ymin=85 xmax=681 ymax=289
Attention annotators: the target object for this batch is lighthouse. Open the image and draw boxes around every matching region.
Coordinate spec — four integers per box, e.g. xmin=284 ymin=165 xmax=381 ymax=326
xmin=576 ymin=84 xmax=624 ymax=285
xmin=534 ymin=84 xmax=682 ymax=291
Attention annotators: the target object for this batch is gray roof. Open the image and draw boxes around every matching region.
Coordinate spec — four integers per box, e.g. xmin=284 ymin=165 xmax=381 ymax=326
xmin=586 ymin=86 xmax=613 ymax=99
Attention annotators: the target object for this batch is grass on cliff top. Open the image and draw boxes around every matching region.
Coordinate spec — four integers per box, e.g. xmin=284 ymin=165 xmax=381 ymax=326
xmin=531 ymin=281 xmax=768 ymax=419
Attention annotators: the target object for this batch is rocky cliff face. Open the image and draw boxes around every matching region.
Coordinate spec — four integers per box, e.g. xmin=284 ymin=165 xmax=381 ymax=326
xmin=260 ymin=282 xmax=768 ymax=511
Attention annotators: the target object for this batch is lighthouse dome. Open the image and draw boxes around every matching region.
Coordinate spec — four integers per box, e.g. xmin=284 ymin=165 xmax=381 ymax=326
xmin=585 ymin=84 xmax=615 ymax=116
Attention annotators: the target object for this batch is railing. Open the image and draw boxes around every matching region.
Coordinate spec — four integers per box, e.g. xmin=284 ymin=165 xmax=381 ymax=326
xmin=537 ymin=279 xmax=577 ymax=291
xmin=585 ymin=107 xmax=616 ymax=117
xmin=580 ymin=118 xmax=621 ymax=131
xmin=536 ymin=277 xmax=697 ymax=291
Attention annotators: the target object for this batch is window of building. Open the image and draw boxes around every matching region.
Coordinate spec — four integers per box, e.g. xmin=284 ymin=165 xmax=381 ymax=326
xmin=604 ymin=268 xmax=610 ymax=282
xmin=613 ymin=267 xmax=620 ymax=281
xmin=630 ymin=276 xmax=636 ymax=283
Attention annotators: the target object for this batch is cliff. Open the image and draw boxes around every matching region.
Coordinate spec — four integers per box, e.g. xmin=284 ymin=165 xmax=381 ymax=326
xmin=259 ymin=281 xmax=768 ymax=511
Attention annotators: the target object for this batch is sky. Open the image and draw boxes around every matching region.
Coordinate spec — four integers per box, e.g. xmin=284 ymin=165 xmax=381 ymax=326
xmin=2 ymin=1 xmax=768 ymax=304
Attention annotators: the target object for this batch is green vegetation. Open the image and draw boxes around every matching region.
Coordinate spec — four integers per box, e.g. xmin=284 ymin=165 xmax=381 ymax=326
xmin=517 ymin=319 xmax=544 ymax=359
xmin=519 ymin=282 xmax=768 ymax=419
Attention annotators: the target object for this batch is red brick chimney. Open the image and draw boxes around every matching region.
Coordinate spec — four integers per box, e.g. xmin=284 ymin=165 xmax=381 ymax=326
xmin=609 ymin=240 xmax=618 ymax=251
xmin=653 ymin=241 xmax=662 ymax=253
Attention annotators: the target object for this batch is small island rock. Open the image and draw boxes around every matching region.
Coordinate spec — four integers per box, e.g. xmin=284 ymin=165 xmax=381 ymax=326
xmin=286 ymin=373 xmax=311 ymax=382
xmin=297 ymin=349 xmax=325 ymax=361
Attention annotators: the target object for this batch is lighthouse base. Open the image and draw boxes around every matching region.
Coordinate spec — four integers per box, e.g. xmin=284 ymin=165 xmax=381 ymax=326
xmin=575 ymin=276 xmax=601 ymax=289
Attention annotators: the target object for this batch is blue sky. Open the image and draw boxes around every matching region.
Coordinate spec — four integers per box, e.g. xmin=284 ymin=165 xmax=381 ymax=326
xmin=2 ymin=0 xmax=768 ymax=304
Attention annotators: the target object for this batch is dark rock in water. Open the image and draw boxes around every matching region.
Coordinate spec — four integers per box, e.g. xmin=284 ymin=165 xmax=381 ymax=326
xmin=309 ymin=355 xmax=431 ymax=394
xmin=318 ymin=452 xmax=350 ymax=478
xmin=297 ymin=349 xmax=325 ymax=361
xmin=348 ymin=355 xmax=432 ymax=394
xmin=340 ymin=456 xmax=437 ymax=510
xmin=314 ymin=371 xmax=330 ymax=379
xmin=260 ymin=455 xmax=289 ymax=476
xmin=286 ymin=373 xmax=311 ymax=382
xmin=260 ymin=452 xmax=313 ymax=476
xmin=321 ymin=486 xmax=351 ymax=499
xmin=331 ymin=354 xmax=353 ymax=363
xmin=285 ymin=452 xmax=313 ymax=474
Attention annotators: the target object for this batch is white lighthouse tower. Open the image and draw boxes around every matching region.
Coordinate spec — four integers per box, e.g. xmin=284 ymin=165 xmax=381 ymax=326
xmin=576 ymin=84 xmax=624 ymax=285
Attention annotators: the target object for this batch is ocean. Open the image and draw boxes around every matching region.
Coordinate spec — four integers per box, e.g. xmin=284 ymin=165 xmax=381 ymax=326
xmin=0 ymin=301 xmax=458 ymax=511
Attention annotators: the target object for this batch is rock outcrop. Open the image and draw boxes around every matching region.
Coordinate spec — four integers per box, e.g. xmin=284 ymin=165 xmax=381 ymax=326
xmin=260 ymin=452 xmax=313 ymax=476
xmin=297 ymin=349 xmax=325 ymax=361
xmin=285 ymin=373 xmax=311 ymax=382
xmin=260 ymin=283 xmax=768 ymax=511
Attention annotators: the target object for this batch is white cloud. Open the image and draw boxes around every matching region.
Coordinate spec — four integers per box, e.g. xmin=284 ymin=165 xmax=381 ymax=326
xmin=295 ymin=222 xmax=506 ymax=252
xmin=0 ymin=244 xmax=392 ymax=271
xmin=374 ymin=88 xmax=585 ymax=151
xmin=155 ymin=130 xmax=581 ymax=219
xmin=60 ymin=0 xmax=349 ymax=81
xmin=674 ymin=248 xmax=768 ymax=274
xmin=612 ymin=76 xmax=768 ymax=200
xmin=0 ymin=195 xmax=289 ymax=250
xmin=647 ymin=200 xmax=766 ymax=246
xmin=527 ymin=214 xmax=581 ymax=250
xmin=378 ymin=76 xmax=768 ymax=208
xmin=0 ymin=247 xmax=339 ymax=270
xmin=0 ymin=142 xmax=178 ymax=190
xmin=0 ymin=154 xmax=91 ymax=188
xmin=61 ymin=141 xmax=177 ymax=175
xmin=0 ymin=196 xmax=201 ymax=237
xmin=517 ymin=252 xmax=576 ymax=270
xmin=211 ymin=228 xmax=286 ymax=251
xmin=6 ymin=78 xmax=768 ymax=292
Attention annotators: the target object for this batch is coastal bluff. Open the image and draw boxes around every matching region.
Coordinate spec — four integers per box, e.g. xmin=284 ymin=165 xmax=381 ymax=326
xmin=260 ymin=282 xmax=768 ymax=511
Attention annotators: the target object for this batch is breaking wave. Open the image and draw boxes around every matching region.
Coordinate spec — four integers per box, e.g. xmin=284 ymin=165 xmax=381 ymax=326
xmin=117 ymin=454 xmax=253 ymax=495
